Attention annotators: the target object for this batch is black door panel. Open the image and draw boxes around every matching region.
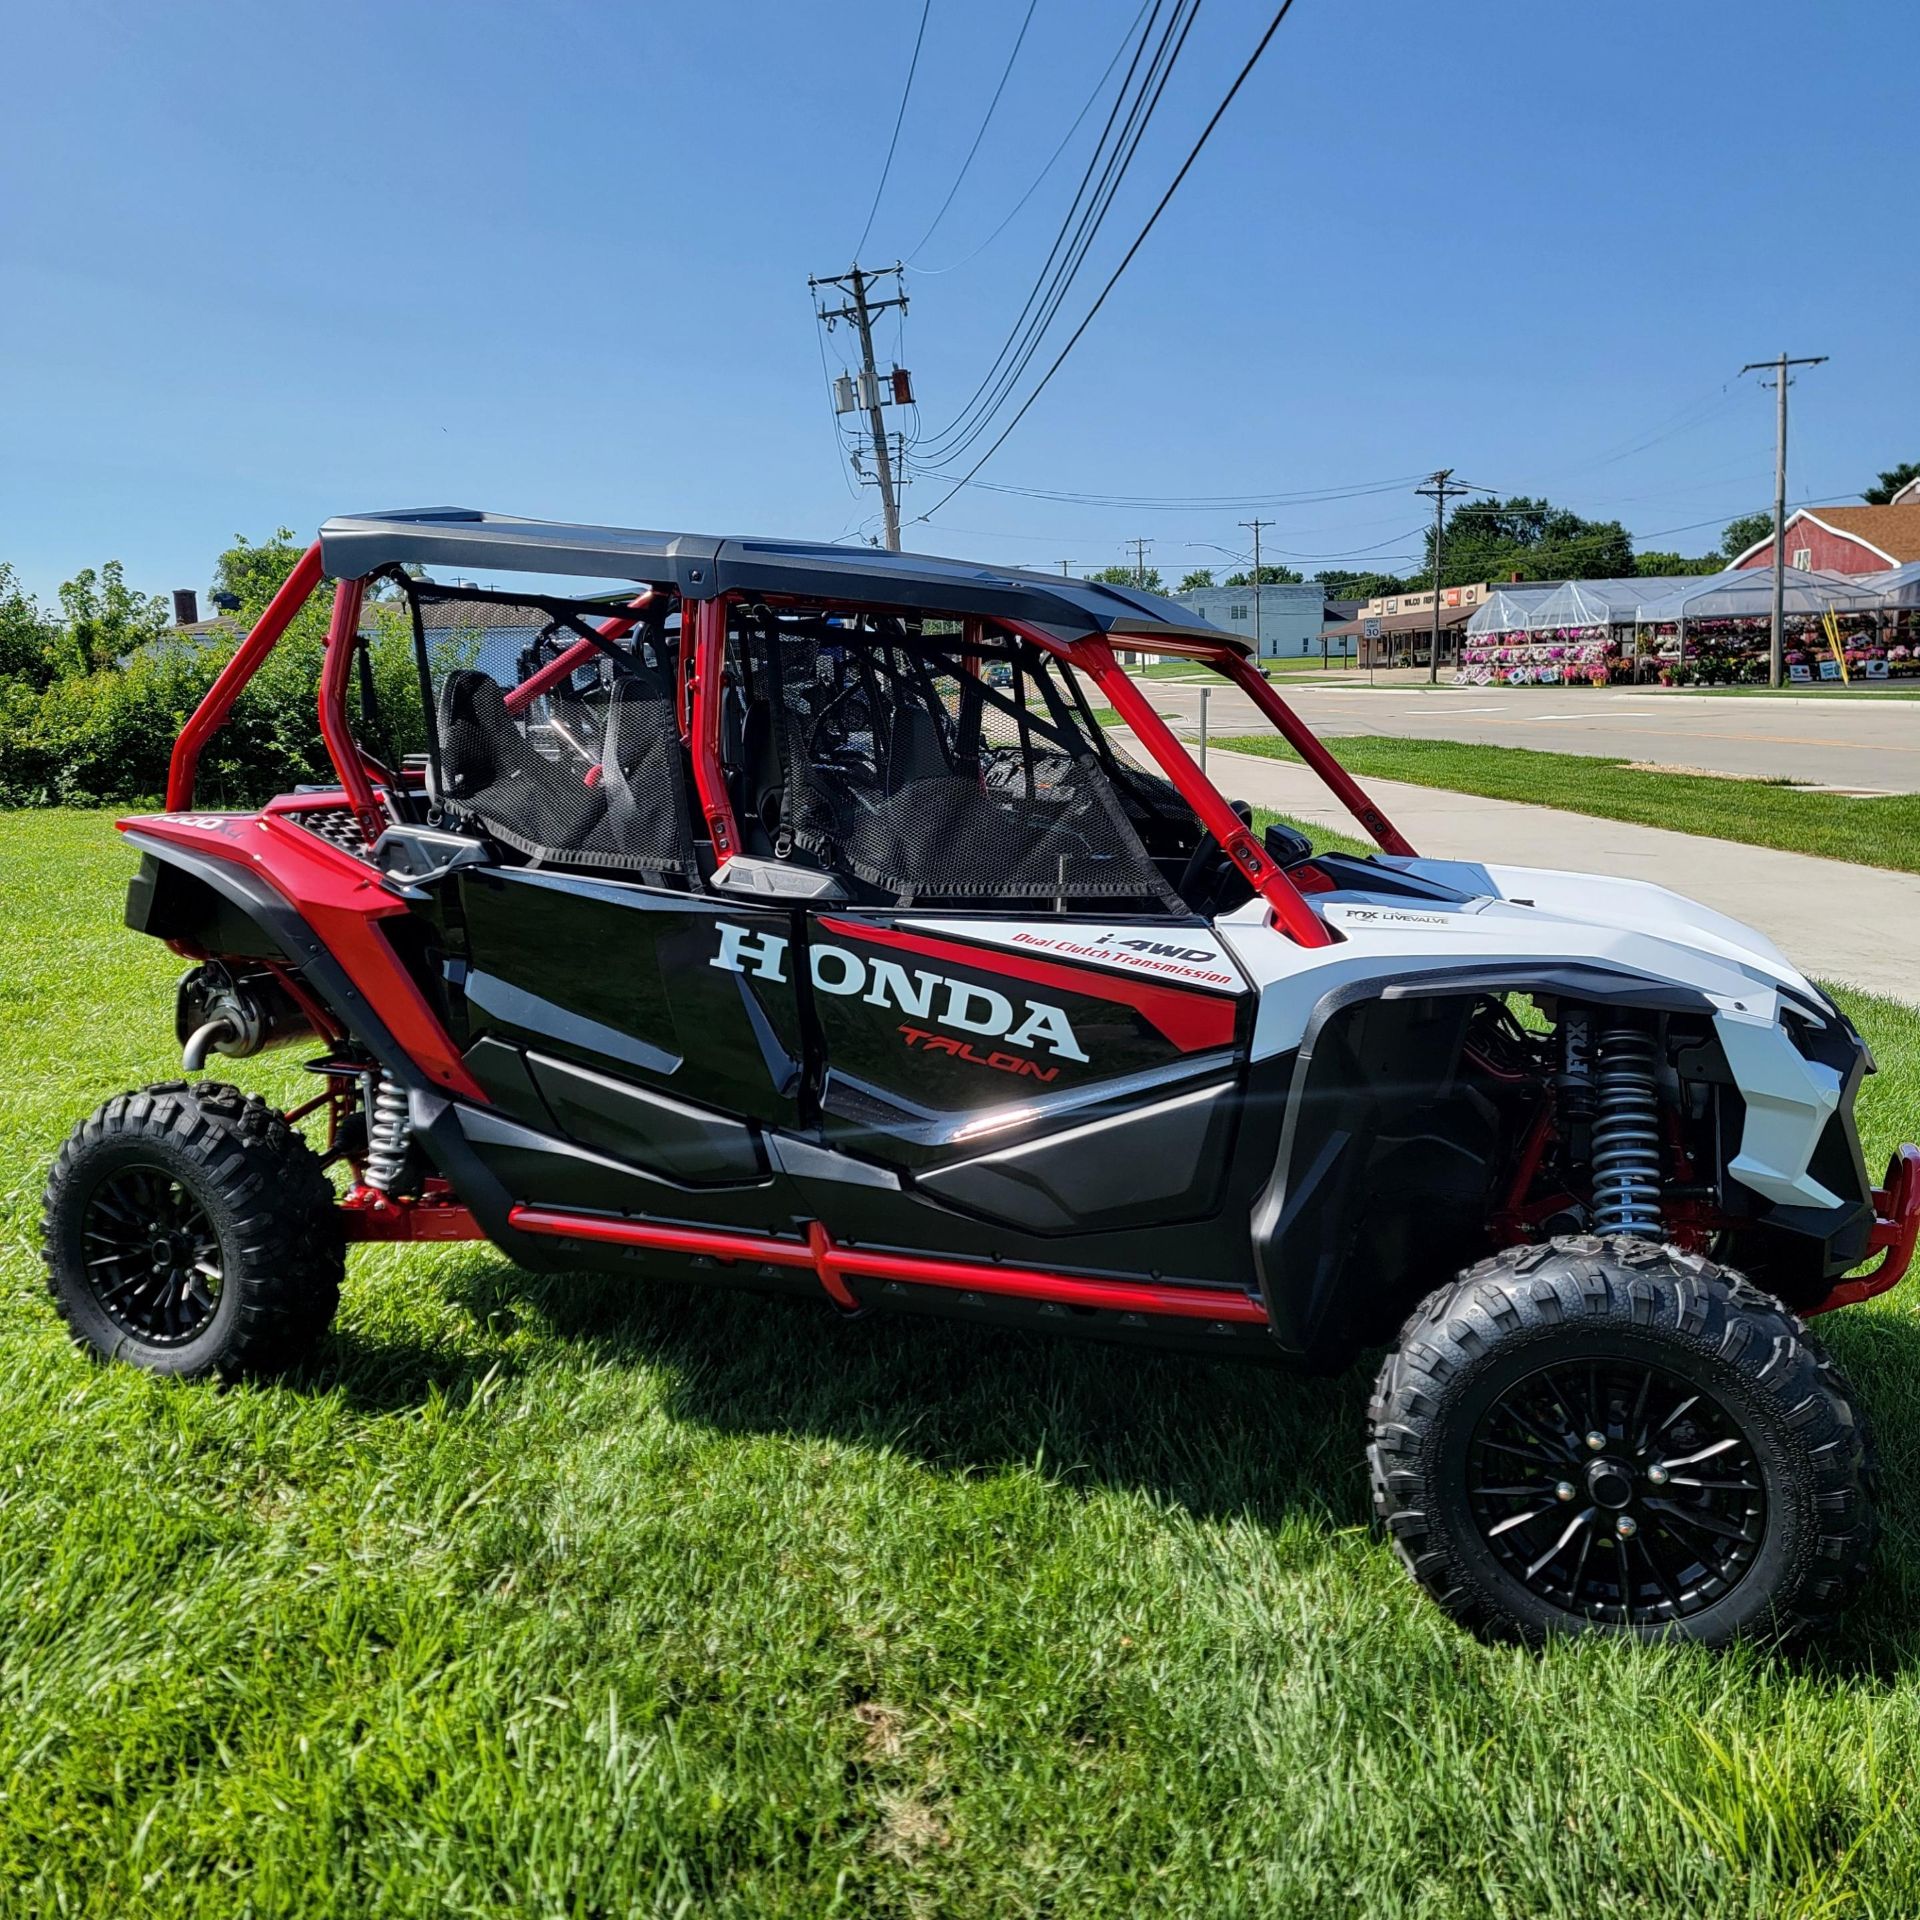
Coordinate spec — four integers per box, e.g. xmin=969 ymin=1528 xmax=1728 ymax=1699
xmin=457 ymin=1105 xmax=793 ymax=1231
xmin=912 ymin=1078 xmax=1238 ymax=1233
xmin=451 ymin=868 xmax=807 ymax=1130
xmin=527 ymin=1050 xmax=767 ymax=1186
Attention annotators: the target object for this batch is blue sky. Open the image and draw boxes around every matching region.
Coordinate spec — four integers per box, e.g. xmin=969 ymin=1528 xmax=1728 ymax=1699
xmin=3 ymin=0 xmax=1915 ymax=604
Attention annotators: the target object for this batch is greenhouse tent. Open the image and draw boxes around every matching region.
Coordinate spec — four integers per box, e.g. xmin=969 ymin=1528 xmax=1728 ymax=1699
xmin=1464 ymin=586 xmax=1554 ymax=635
xmin=1866 ymin=560 xmax=1920 ymax=610
xmin=1464 ymin=577 xmax=1698 ymax=635
xmin=1634 ymin=567 xmax=1881 ymax=623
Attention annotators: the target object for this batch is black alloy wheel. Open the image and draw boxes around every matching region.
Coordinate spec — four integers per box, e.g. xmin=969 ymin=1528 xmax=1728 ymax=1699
xmin=43 ymin=1081 xmax=343 ymax=1379
xmin=1467 ymin=1356 xmax=1763 ymax=1627
xmin=1369 ymin=1236 xmax=1876 ymax=1645
xmin=81 ymin=1165 xmax=225 ymax=1345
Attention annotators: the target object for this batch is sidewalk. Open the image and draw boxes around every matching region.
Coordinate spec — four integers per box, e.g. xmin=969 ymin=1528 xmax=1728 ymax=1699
xmin=1152 ymin=740 xmax=1920 ymax=1006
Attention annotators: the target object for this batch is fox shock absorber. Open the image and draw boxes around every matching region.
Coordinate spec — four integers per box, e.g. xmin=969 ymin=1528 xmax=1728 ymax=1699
xmin=1556 ymin=1006 xmax=1595 ymax=1162
xmin=1591 ymin=1022 xmax=1664 ymax=1238
xmin=363 ymin=1075 xmax=414 ymax=1195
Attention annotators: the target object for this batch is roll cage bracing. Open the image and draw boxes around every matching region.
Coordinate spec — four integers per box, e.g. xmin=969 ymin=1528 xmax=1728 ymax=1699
xmin=166 ymin=510 xmax=1411 ymax=947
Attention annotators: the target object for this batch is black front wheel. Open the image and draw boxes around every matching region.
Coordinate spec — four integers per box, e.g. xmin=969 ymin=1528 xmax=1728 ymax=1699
xmin=1368 ymin=1237 xmax=1875 ymax=1644
xmin=42 ymin=1082 xmax=343 ymax=1380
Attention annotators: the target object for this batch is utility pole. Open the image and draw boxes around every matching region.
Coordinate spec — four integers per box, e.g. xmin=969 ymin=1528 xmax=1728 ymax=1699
xmin=1129 ymin=537 xmax=1153 ymax=587
xmin=1739 ymin=352 xmax=1827 ymax=688
xmin=1414 ymin=470 xmax=1483 ymax=684
xmin=812 ymin=263 xmax=911 ymax=551
xmin=1239 ymin=518 xmax=1272 ymax=660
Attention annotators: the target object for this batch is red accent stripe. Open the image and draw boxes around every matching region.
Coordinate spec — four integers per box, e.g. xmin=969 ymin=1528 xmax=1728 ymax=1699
xmin=507 ymin=1206 xmax=1268 ymax=1324
xmin=817 ymin=916 xmax=1238 ymax=1054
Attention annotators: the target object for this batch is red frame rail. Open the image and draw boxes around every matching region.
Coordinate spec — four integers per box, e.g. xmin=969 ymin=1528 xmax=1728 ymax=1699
xmin=168 ymin=541 xmax=326 ymax=811
xmin=507 ymin=1205 xmax=1269 ymax=1324
xmin=500 ymin=586 xmax=657 ymax=716
xmin=1054 ymin=634 xmax=1335 ymax=947
xmin=1219 ymin=653 xmax=1416 ymax=857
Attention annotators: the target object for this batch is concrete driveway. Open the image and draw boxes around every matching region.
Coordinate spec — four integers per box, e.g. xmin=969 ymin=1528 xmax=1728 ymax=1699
xmin=1137 ymin=677 xmax=1920 ymax=793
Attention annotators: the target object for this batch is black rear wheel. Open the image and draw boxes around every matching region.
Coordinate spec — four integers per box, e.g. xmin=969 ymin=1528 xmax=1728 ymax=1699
xmin=81 ymin=1164 xmax=227 ymax=1346
xmin=1369 ymin=1236 xmax=1874 ymax=1644
xmin=43 ymin=1081 xmax=343 ymax=1380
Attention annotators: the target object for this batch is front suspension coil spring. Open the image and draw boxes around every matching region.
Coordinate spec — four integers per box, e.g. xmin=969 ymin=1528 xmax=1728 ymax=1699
xmin=363 ymin=1075 xmax=413 ymax=1195
xmin=1591 ymin=1023 xmax=1663 ymax=1237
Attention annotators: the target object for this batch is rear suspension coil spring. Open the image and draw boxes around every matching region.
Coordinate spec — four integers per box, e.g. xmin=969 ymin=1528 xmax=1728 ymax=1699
xmin=363 ymin=1075 xmax=414 ymax=1195
xmin=1591 ymin=1023 xmax=1663 ymax=1238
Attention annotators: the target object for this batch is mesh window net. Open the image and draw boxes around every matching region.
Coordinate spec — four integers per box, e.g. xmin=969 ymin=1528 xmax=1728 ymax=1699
xmin=409 ymin=581 xmax=698 ymax=878
xmin=727 ymin=608 xmax=1183 ymax=909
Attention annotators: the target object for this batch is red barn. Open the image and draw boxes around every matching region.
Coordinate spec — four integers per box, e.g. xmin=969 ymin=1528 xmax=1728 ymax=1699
xmin=1732 ymin=502 xmax=1920 ymax=573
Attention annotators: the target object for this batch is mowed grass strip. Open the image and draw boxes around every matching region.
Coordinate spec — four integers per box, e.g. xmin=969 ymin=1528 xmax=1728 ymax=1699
xmin=1218 ymin=732 xmax=1920 ymax=874
xmin=0 ymin=810 xmax=1918 ymax=1919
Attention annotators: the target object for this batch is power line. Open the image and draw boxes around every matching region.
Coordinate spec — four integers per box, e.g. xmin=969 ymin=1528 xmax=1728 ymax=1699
xmin=936 ymin=472 xmax=1426 ymax=508
xmin=912 ymin=0 xmax=1192 ymax=460
xmin=913 ymin=0 xmax=1303 ymax=525
xmin=854 ymin=0 xmax=934 ymax=258
xmin=911 ymin=0 xmax=1156 ymax=277
xmin=904 ymin=0 xmax=1040 ymax=261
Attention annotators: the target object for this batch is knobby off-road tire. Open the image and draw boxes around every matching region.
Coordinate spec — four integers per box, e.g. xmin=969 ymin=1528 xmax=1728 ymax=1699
xmin=1368 ymin=1236 xmax=1874 ymax=1645
xmin=42 ymin=1081 xmax=343 ymax=1380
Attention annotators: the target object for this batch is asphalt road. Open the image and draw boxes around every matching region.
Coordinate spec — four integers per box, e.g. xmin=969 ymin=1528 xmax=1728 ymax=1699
xmin=1134 ymin=679 xmax=1920 ymax=793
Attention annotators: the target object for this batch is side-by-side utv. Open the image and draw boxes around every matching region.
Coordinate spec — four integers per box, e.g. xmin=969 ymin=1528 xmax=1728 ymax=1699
xmin=43 ymin=507 xmax=1919 ymax=1643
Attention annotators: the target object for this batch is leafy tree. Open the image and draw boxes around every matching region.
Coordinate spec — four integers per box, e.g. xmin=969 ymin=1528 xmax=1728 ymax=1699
xmin=1089 ymin=563 xmax=1164 ymax=592
xmin=1312 ymin=568 xmax=1406 ymax=601
xmin=1863 ymin=461 xmax=1920 ymax=505
xmin=1175 ymin=568 xmax=1215 ymax=593
xmin=1634 ymin=550 xmax=1722 ymax=577
xmin=1427 ymin=496 xmax=1631 ymax=586
xmin=213 ymin=527 xmax=315 ymax=620
xmin=48 ymin=561 xmax=168 ymax=677
xmin=1223 ymin=563 xmax=1303 ymax=587
xmin=1720 ymin=511 xmax=1774 ymax=561
xmin=0 ymin=563 xmax=57 ymax=687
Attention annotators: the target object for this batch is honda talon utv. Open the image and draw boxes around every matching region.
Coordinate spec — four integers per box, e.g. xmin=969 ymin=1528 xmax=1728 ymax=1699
xmin=43 ymin=508 xmax=1919 ymax=1644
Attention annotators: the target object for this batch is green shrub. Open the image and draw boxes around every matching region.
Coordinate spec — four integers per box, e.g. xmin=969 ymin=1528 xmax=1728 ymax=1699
xmin=0 ymin=606 xmax=428 ymax=810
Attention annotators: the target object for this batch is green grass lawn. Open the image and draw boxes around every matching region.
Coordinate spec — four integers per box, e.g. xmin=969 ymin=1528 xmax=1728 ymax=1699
xmin=1218 ymin=733 xmax=1920 ymax=875
xmin=1648 ymin=685 xmax=1920 ymax=702
xmin=3 ymin=809 xmax=1920 ymax=1918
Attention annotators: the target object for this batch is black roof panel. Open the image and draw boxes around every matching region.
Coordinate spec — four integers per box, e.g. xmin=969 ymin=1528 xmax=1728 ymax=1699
xmin=317 ymin=507 xmax=1245 ymax=651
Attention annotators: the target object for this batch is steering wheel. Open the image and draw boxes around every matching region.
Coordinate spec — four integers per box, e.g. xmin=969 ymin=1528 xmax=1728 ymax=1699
xmin=1177 ymin=805 xmax=1316 ymax=913
xmin=1175 ymin=799 xmax=1256 ymax=910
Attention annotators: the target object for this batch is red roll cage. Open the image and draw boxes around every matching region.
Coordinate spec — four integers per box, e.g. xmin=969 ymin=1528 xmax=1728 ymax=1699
xmin=166 ymin=542 xmax=1416 ymax=947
